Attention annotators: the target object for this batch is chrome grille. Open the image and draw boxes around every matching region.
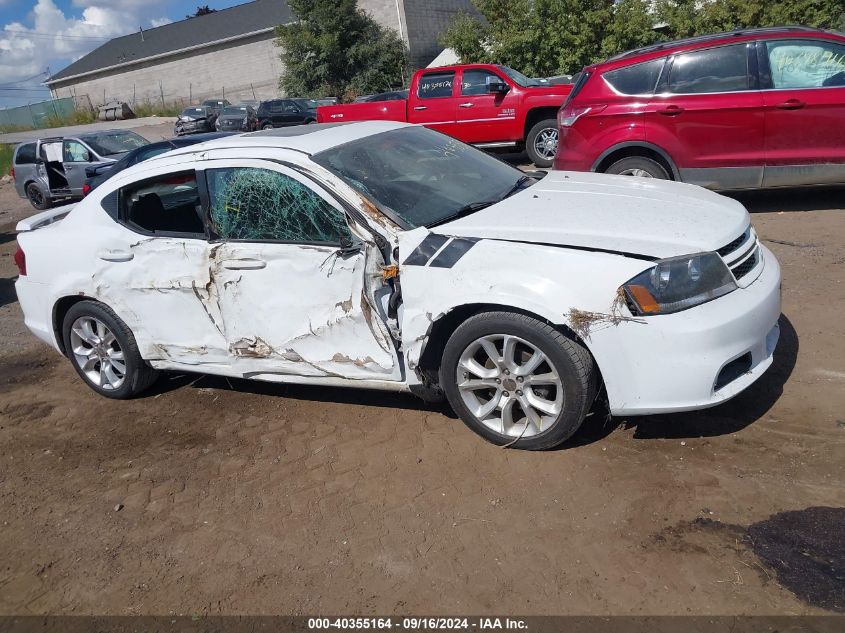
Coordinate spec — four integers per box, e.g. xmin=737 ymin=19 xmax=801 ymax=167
xmin=718 ymin=226 xmax=761 ymax=283
xmin=731 ymin=249 xmax=758 ymax=280
xmin=717 ymin=227 xmax=751 ymax=257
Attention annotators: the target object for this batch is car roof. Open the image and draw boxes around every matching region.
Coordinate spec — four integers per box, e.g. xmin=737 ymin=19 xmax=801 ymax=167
xmin=594 ymin=26 xmax=841 ymax=71
xmin=160 ymin=120 xmax=409 ymax=158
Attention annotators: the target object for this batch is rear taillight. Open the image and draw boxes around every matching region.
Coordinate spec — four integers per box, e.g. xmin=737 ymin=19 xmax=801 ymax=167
xmin=14 ymin=245 xmax=26 ymax=276
xmin=82 ymin=183 xmax=91 ymax=197
xmin=10 ymin=165 xmax=15 ymax=180
xmin=557 ymin=104 xmax=607 ymax=127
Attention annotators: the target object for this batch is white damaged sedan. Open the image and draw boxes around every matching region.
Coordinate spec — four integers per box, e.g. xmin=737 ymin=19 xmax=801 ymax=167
xmin=14 ymin=122 xmax=781 ymax=450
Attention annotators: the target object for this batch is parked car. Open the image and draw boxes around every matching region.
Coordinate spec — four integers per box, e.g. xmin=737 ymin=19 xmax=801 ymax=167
xmin=215 ymin=105 xmax=259 ymax=132
xmin=316 ymin=98 xmax=338 ymax=106
xmin=256 ymin=98 xmax=318 ymax=129
xmin=355 ymin=90 xmax=410 ymax=103
xmin=83 ymin=133 xmax=235 ymax=196
xmin=14 ymin=121 xmax=781 ymax=450
xmin=12 ymin=130 xmax=149 ymax=210
xmin=317 ymin=64 xmax=572 ymax=167
xmin=201 ymin=99 xmax=231 ymax=114
xmin=554 ymin=26 xmax=845 ymax=189
xmin=175 ymin=106 xmax=217 ymax=136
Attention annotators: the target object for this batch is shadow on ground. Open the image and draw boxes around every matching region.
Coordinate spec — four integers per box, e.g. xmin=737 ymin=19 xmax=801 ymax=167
xmin=710 ymin=187 xmax=845 ymax=214
xmin=144 ymin=314 xmax=798 ymax=449
xmin=0 ymin=277 xmax=17 ymax=309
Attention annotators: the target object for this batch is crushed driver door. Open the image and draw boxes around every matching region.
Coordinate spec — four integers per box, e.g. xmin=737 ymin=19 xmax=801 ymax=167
xmin=201 ymin=160 xmax=403 ymax=381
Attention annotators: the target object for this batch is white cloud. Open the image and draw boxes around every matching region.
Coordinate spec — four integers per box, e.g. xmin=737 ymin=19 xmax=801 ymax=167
xmin=0 ymin=0 xmax=171 ymax=88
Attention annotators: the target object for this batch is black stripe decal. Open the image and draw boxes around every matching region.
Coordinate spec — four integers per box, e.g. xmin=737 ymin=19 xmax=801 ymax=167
xmin=490 ymin=239 xmax=658 ymax=261
xmin=429 ymin=237 xmax=480 ymax=268
xmin=403 ymin=234 xmax=449 ymax=266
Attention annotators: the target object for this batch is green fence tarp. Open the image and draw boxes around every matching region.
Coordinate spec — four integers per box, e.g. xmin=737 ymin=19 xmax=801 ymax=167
xmin=0 ymin=97 xmax=75 ymax=130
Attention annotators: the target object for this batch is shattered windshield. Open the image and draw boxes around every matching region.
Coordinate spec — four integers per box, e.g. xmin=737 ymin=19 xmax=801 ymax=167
xmin=311 ymin=127 xmax=527 ymax=229
xmin=181 ymin=107 xmax=208 ymax=118
xmin=80 ymin=130 xmax=148 ymax=156
xmin=221 ymin=107 xmax=248 ymax=116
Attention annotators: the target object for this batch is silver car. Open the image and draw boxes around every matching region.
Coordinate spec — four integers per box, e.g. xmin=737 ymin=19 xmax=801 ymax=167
xmin=13 ymin=130 xmax=148 ymax=210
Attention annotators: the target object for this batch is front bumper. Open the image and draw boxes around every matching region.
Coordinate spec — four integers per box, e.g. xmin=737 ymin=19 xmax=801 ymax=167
xmin=592 ymin=245 xmax=782 ymax=416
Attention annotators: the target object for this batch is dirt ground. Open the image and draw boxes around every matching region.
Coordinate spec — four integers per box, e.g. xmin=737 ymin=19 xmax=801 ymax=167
xmin=0 ymin=151 xmax=843 ymax=616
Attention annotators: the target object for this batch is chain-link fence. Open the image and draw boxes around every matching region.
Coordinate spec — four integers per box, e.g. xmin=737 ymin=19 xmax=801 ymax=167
xmin=0 ymin=97 xmax=77 ymax=130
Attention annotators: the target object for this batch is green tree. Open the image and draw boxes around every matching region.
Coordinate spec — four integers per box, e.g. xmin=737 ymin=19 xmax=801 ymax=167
xmin=275 ymin=0 xmax=408 ymax=100
xmin=656 ymin=0 xmax=845 ymax=36
xmin=442 ymin=0 xmax=658 ymax=76
xmin=443 ymin=0 xmax=844 ymax=76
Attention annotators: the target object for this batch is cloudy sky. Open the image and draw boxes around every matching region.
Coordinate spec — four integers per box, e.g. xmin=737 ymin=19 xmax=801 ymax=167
xmin=0 ymin=0 xmax=243 ymax=107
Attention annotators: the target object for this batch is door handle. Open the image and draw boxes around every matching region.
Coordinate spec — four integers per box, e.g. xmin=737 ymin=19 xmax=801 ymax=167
xmin=459 ymin=102 xmax=474 ymax=108
xmin=413 ymin=106 xmax=427 ymax=111
xmin=776 ymin=99 xmax=805 ymax=110
xmin=221 ymin=259 xmax=266 ymax=270
xmin=97 ymin=249 xmax=134 ymax=262
xmin=64 ymin=165 xmax=74 ymax=170
xmin=657 ymin=105 xmax=684 ymax=116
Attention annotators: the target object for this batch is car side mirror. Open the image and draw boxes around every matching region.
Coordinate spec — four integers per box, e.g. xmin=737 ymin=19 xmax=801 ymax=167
xmin=486 ymin=77 xmax=510 ymax=94
xmin=339 ymin=234 xmax=362 ymax=254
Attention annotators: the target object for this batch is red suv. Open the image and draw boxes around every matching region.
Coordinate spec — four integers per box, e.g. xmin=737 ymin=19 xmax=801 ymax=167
xmin=554 ymin=26 xmax=845 ymax=189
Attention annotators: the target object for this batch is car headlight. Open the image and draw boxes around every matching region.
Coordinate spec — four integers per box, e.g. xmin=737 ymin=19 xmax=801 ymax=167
xmin=621 ymin=252 xmax=736 ymax=315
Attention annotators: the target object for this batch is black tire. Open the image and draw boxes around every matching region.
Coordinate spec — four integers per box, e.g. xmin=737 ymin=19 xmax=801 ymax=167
xmin=525 ymin=118 xmax=559 ymax=168
xmin=605 ymin=156 xmax=670 ymax=179
xmin=26 ymin=182 xmax=51 ymax=210
xmin=62 ymin=300 xmax=158 ymax=399
xmin=261 ymin=123 xmax=274 ymax=130
xmin=439 ymin=311 xmax=597 ymax=450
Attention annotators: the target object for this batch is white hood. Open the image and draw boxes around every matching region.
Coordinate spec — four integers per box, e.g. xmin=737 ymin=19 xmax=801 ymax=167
xmin=438 ymin=171 xmax=750 ymax=259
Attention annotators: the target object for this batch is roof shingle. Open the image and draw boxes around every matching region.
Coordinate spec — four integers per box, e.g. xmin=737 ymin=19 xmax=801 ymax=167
xmin=49 ymin=0 xmax=291 ymax=83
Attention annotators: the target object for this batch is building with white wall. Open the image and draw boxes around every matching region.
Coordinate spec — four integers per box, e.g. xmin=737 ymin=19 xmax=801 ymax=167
xmin=46 ymin=0 xmax=478 ymax=108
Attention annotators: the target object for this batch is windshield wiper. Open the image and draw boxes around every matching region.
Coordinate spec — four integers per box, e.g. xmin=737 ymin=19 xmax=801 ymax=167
xmin=502 ymin=175 xmax=533 ymax=199
xmin=426 ymin=199 xmax=499 ymax=228
xmin=426 ymin=176 xmax=534 ymax=228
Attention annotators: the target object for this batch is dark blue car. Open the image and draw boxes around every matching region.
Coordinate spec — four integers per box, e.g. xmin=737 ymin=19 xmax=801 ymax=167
xmin=83 ymin=132 xmax=236 ymax=196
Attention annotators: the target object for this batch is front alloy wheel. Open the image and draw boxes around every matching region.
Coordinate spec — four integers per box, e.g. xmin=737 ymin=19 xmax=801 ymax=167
xmin=457 ymin=334 xmax=563 ymax=438
xmin=526 ymin=118 xmax=560 ymax=168
xmin=440 ymin=311 xmax=597 ymax=450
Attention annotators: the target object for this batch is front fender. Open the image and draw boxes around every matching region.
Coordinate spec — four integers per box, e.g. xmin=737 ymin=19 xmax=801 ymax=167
xmin=398 ymin=228 xmax=651 ymax=379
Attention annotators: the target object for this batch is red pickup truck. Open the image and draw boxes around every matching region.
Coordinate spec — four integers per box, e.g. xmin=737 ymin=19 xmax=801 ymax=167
xmin=317 ymin=64 xmax=572 ymax=167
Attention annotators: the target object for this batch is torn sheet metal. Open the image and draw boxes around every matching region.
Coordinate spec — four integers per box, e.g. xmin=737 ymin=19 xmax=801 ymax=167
xmin=209 ymin=241 xmax=401 ymax=381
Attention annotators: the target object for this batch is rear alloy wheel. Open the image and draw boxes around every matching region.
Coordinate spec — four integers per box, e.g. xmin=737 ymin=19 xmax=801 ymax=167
xmin=262 ymin=123 xmax=274 ymax=130
xmin=26 ymin=183 xmax=51 ymax=210
xmin=525 ymin=118 xmax=559 ymax=168
xmin=605 ymin=156 xmax=669 ymax=180
xmin=440 ymin=312 xmax=596 ymax=450
xmin=63 ymin=300 xmax=158 ymax=399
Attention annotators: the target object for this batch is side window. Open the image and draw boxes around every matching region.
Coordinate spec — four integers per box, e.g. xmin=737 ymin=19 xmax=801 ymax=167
xmin=603 ymin=58 xmax=665 ymax=95
xmin=121 ymin=171 xmax=205 ymax=236
xmin=15 ymin=143 xmax=36 ymax=164
xmin=207 ymin=167 xmax=351 ymax=243
xmin=282 ymin=100 xmax=300 ymax=113
xmin=669 ymin=44 xmax=749 ymax=94
xmin=766 ymin=40 xmax=845 ymax=89
xmin=461 ymin=70 xmax=501 ymax=96
xmin=268 ymin=101 xmax=284 ymax=114
xmin=418 ymin=71 xmax=455 ymax=99
xmin=63 ymin=140 xmax=91 ymax=162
